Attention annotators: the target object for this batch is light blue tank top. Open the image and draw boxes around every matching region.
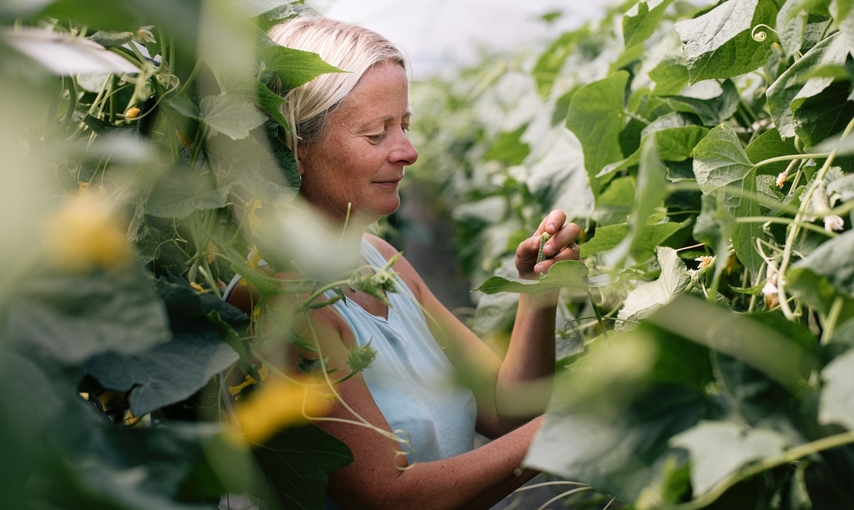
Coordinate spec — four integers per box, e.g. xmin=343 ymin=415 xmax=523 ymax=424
xmin=322 ymin=238 xmax=477 ymax=509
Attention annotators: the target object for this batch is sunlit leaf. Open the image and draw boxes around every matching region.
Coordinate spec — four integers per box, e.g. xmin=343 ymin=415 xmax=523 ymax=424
xmin=2 ymin=28 xmax=140 ymax=75
xmin=616 ymin=247 xmax=689 ymax=331
xmin=580 ymin=222 xmax=686 ymax=258
xmin=670 ymin=421 xmax=788 ymax=495
xmin=260 ymin=45 xmax=344 ymax=92
xmin=475 ymin=260 xmax=589 ymax=297
xmin=566 ymin=71 xmax=628 ymax=194
xmin=623 ymin=0 xmax=673 ymax=48
xmin=692 ymin=124 xmax=754 ymax=210
xmin=674 ymin=0 xmax=777 ymax=82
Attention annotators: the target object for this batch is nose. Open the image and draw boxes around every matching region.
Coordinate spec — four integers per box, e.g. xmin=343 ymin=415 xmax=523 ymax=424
xmin=390 ymin=132 xmax=418 ymax=166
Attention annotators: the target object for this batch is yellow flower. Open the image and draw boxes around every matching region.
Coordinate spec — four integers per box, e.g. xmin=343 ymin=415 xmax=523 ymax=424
xmin=248 ymin=199 xmax=262 ymax=232
xmin=205 ymin=240 xmax=219 ymax=264
xmin=228 ymin=377 xmax=332 ymax=446
xmin=228 ymin=364 xmax=269 ymax=397
xmin=190 ymin=282 xmax=205 ymax=292
xmin=125 ymin=107 xmax=141 ymax=119
xmin=248 ymin=245 xmax=262 ymax=270
xmin=43 ymin=197 xmax=133 ymax=272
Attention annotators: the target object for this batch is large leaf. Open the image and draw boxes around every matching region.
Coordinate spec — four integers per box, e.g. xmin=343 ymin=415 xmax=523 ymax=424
xmin=533 ymin=26 xmax=590 ymax=98
xmin=147 ymin=164 xmax=231 ymax=218
xmin=731 ymin=170 xmax=765 ymax=276
xmin=776 ymin=0 xmax=833 ymax=58
xmin=692 ymin=124 xmax=754 ymax=210
xmin=3 ymin=269 xmax=168 ymax=364
xmin=670 ymin=420 xmax=788 ymax=496
xmin=649 ymin=55 xmax=690 ymax=96
xmin=793 ymin=80 xmax=854 ymax=148
xmin=260 ymin=45 xmax=344 ymax=92
xmin=647 ymin=295 xmax=820 ymax=392
xmin=819 ymin=348 xmax=854 ymax=430
xmin=623 ymin=0 xmax=674 ymax=48
xmin=2 ymin=28 xmax=141 ymax=76
xmin=566 ymin=71 xmax=628 ymax=194
xmin=745 ymin=128 xmax=799 ymax=175
xmin=787 ymin=229 xmax=854 ymax=315
xmin=201 ymin=95 xmax=267 ymax=141
xmin=580 ymin=222 xmax=687 ymax=258
xmin=526 ymin=323 xmax=718 ymax=501
xmin=674 ymin=0 xmax=778 ymax=82
xmin=766 ymin=32 xmax=850 ymax=139
xmin=616 ymin=247 xmax=689 ymax=331
xmin=252 ymin=425 xmax=354 ymax=510
xmin=475 ymin=260 xmax=590 ymax=298
xmin=85 ymin=278 xmax=240 ymax=416
xmin=661 ymin=79 xmax=740 ymax=127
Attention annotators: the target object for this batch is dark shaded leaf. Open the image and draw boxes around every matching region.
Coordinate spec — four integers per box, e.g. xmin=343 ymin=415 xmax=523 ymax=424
xmin=3 ymin=269 xmax=168 ymax=364
xmin=252 ymin=425 xmax=353 ymax=510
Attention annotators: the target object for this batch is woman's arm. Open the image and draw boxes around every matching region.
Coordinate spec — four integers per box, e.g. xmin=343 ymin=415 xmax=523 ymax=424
xmin=285 ymin=306 xmax=544 ymax=510
xmin=368 ymin=211 xmax=580 ymax=437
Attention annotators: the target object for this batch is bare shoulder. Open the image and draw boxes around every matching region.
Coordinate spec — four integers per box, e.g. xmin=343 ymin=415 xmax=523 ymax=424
xmin=363 ymin=233 xmax=428 ymax=300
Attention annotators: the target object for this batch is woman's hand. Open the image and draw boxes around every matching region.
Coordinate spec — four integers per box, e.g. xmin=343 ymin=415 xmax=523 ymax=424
xmin=515 ymin=210 xmax=581 ymax=280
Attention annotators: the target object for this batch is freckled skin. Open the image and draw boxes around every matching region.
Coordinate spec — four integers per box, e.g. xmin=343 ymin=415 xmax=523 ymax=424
xmin=299 ymin=62 xmax=418 ymax=223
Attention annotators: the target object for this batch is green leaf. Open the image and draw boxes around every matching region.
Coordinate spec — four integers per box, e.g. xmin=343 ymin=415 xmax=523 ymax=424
xmin=661 ymin=79 xmax=739 ymax=127
xmin=819 ymin=348 xmax=854 ymax=429
xmin=201 ymin=95 xmax=267 ymax=141
xmin=147 ymin=164 xmax=231 ymax=218
xmin=670 ymin=421 xmax=788 ymax=496
xmin=776 ymin=0 xmax=832 ymax=58
xmin=85 ymin=278 xmax=240 ymax=416
xmin=581 ymin=222 xmax=687 ymax=258
xmin=260 ymin=45 xmax=345 ymax=92
xmin=692 ymin=124 xmax=754 ymax=207
xmin=647 ymin=295 xmax=820 ymax=392
xmin=623 ymin=0 xmax=674 ymax=48
xmin=674 ymin=0 xmax=778 ymax=82
xmin=3 ymin=269 xmax=169 ymax=364
xmin=789 ymin=229 xmax=854 ymax=298
xmin=732 ymin=170 xmax=765 ymax=276
xmin=649 ymin=55 xmax=690 ymax=96
xmin=533 ymin=26 xmax=590 ymax=98
xmin=233 ymin=0 xmax=294 ymax=17
xmin=594 ymin=176 xmax=635 ymax=227
xmin=4 ymin=28 xmax=142 ymax=76
xmin=566 ymin=71 xmax=628 ymax=194
xmin=598 ymin=116 xmax=708 ymax=178
xmin=766 ymin=32 xmax=850 ymax=139
xmin=526 ymin=324 xmax=718 ymax=501
xmin=484 ymin=125 xmax=530 ymax=166
xmin=167 ymin=97 xmax=202 ymax=120
xmin=616 ymin=247 xmax=689 ymax=331
xmin=251 ymin=425 xmax=353 ymax=510
xmin=745 ymin=128 xmax=799 ymax=175
xmin=475 ymin=260 xmax=589 ymax=298
xmin=793 ymin=81 xmax=854 ymax=148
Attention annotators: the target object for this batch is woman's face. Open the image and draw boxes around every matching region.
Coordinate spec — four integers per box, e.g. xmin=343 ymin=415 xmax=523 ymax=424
xmin=299 ymin=61 xmax=418 ymax=223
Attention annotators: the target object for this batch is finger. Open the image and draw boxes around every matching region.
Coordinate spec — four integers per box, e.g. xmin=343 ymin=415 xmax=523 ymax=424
xmin=540 ymin=210 xmax=567 ymax=236
xmin=542 ymin=222 xmax=580 ymax=258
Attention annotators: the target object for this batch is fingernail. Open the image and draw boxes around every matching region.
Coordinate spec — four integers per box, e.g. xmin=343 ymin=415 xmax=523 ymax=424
xmin=544 ymin=244 xmax=554 ymax=256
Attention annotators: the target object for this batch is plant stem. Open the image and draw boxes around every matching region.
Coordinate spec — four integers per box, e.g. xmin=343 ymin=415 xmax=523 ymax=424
xmin=668 ymin=430 xmax=854 ymax=510
xmin=776 ymin=116 xmax=854 ymax=320
xmin=586 ymin=290 xmax=608 ymax=338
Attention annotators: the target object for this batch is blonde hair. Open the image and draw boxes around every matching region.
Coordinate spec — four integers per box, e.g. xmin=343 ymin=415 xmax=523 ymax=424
xmin=267 ymin=17 xmax=406 ymax=161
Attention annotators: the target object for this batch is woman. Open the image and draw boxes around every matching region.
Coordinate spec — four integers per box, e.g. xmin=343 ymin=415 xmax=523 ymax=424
xmin=236 ymin=16 xmax=581 ymax=509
